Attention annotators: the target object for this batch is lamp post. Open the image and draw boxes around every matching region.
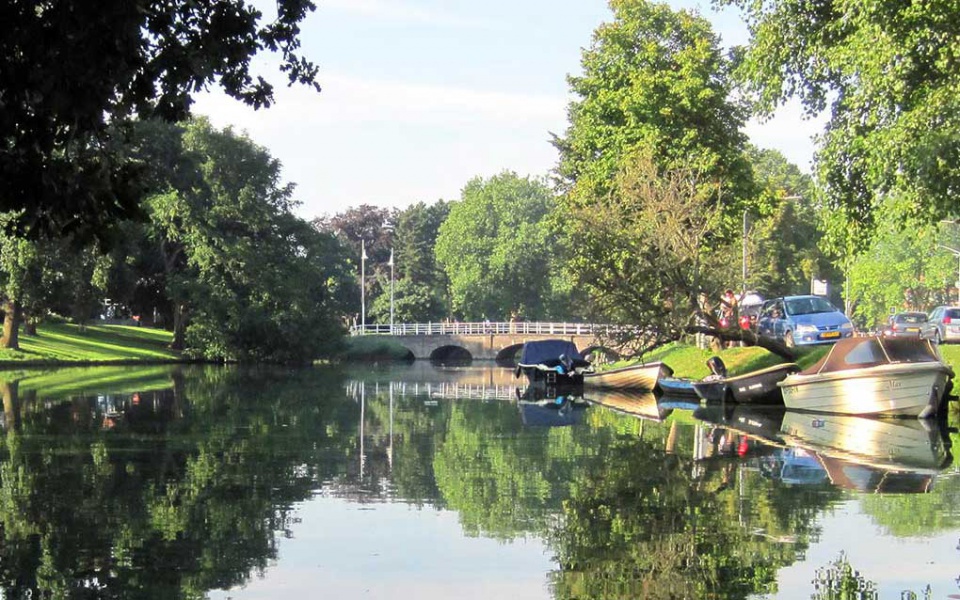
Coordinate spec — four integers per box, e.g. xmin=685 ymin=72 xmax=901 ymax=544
xmin=741 ymin=210 xmax=749 ymax=296
xmin=360 ymin=239 xmax=367 ymax=332
xmin=388 ymin=248 xmax=395 ymax=333
xmin=939 ymin=244 xmax=960 ymax=304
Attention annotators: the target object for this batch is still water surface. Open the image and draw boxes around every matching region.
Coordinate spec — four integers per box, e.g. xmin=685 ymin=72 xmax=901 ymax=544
xmin=1 ymin=362 xmax=960 ymax=599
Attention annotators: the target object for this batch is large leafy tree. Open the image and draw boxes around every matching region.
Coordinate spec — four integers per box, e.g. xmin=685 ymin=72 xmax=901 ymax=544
xmin=435 ymin=172 xmax=569 ymax=321
xmin=554 ymin=0 xmax=753 ymax=209
xmin=724 ymin=0 xmax=960 ymax=251
xmin=128 ymin=118 xmax=352 ymax=361
xmin=368 ymin=201 xmax=451 ymax=324
xmin=0 ymin=0 xmax=319 ymax=243
xmin=551 ymin=0 xmax=757 ymax=351
xmin=847 ymin=210 xmax=955 ymax=328
xmin=0 ymin=217 xmax=107 ymax=349
xmin=743 ymin=146 xmax=840 ymax=299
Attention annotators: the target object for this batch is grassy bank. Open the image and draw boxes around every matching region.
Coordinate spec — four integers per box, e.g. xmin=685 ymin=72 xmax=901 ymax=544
xmin=0 ymin=323 xmax=178 ymax=365
xmin=645 ymin=340 xmax=960 ymax=380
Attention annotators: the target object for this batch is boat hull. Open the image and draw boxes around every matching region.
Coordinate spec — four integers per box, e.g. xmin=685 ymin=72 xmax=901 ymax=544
xmin=518 ymin=366 xmax=585 ymax=387
xmin=778 ymin=363 xmax=952 ymax=418
xmin=726 ymin=363 xmax=799 ymax=403
xmin=583 ymin=362 xmax=672 ymax=391
xmin=658 ymin=376 xmax=698 ymax=399
xmin=693 ymin=363 xmax=799 ymax=404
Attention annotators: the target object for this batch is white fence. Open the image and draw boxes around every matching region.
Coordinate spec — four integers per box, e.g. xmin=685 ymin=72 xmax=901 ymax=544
xmin=348 ymin=321 xmax=602 ymax=336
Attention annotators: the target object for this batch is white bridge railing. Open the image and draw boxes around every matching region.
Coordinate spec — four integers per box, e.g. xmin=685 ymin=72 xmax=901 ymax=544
xmin=348 ymin=321 xmax=602 ymax=336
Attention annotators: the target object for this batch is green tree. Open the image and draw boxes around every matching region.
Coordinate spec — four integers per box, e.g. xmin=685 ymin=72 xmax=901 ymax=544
xmin=724 ymin=0 xmax=960 ymax=252
xmin=0 ymin=217 xmax=109 ymax=348
xmin=554 ymin=0 xmax=753 ymax=211
xmin=435 ymin=172 xmax=566 ymax=321
xmin=847 ymin=211 xmax=954 ymax=328
xmin=551 ymin=0 xmax=760 ymax=351
xmin=0 ymin=0 xmax=319 ymax=244
xmin=372 ymin=201 xmax=452 ymax=323
xmin=743 ymin=146 xmax=840 ymax=298
xmin=129 ymin=118 xmax=352 ymax=361
xmin=313 ymin=204 xmax=396 ymax=325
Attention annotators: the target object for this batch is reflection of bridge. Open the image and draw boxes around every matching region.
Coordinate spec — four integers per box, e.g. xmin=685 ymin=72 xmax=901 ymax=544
xmin=345 ymin=380 xmax=518 ymax=402
xmin=349 ymin=321 xmax=611 ymax=361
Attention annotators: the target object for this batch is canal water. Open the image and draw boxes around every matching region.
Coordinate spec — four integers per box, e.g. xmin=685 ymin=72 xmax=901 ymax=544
xmin=1 ymin=362 xmax=959 ymax=599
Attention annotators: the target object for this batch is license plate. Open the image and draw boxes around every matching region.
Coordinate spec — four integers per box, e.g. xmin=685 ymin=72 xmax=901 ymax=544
xmin=821 ymin=331 xmax=840 ymax=339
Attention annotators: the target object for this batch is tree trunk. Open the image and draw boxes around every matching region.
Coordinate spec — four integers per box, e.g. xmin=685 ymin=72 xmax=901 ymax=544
xmin=170 ymin=303 xmax=187 ymax=351
xmin=0 ymin=300 xmax=21 ymax=350
xmin=684 ymin=325 xmax=795 ymax=361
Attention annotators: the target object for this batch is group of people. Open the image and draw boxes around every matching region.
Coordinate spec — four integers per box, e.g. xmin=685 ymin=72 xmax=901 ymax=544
xmin=696 ymin=289 xmax=744 ymax=350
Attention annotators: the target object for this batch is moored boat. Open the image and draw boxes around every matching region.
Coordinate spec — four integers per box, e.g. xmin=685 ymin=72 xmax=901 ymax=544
xmin=777 ymin=337 xmax=955 ymax=418
xmin=583 ymin=361 xmax=672 ymax=391
xmin=515 ymin=339 xmax=593 ymax=386
xmin=657 ymin=376 xmax=698 ymax=398
xmin=692 ymin=357 xmax=799 ymax=404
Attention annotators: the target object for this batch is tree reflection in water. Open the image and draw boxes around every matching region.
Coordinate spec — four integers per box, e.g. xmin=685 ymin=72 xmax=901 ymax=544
xmin=0 ymin=365 xmax=956 ymax=599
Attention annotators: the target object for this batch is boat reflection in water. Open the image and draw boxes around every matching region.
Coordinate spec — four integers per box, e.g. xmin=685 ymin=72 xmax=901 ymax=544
xmin=689 ymin=402 xmax=954 ymax=493
xmin=582 ymin=388 xmax=672 ymax=423
xmin=778 ymin=411 xmax=953 ymax=493
xmin=515 ymin=385 xmax=589 ymax=427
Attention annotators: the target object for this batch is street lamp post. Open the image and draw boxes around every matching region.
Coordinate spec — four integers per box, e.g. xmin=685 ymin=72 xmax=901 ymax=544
xmin=741 ymin=210 xmax=749 ymax=296
xmin=360 ymin=239 xmax=367 ymax=332
xmin=388 ymin=248 xmax=395 ymax=333
xmin=939 ymin=244 xmax=960 ymax=304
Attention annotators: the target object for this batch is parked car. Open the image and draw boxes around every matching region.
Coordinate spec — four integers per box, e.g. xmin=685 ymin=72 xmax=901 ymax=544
xmin=922 ymin=306 xmax=960 ymax=343
xmin=881 ymin=311 xmax=928 ymax=339
xmin=756 ymin=295 xmax=854 ymax=347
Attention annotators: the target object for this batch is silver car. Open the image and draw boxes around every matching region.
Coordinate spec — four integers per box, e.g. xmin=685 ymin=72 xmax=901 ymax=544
xmin=923 ymin=306 xmax=960 ymax=343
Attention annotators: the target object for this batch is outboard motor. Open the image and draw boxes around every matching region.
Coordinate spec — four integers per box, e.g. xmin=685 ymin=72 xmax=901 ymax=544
xmin=706 ymin=356 xmax=728 ymax=378
xmin=559 ymin=353 xmax=574 ymax=374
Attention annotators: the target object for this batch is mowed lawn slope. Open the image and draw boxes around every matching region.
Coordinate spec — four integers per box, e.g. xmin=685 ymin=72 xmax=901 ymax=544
xmin=0 ymin=323 xmax=178 ymax=364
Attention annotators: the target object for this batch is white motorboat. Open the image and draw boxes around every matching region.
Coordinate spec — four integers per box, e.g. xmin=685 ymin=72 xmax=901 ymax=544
xmin=777 ymin=337 xmax=954 ymax=418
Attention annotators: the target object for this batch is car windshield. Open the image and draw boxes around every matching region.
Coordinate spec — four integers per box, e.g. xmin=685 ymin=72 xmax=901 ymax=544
xmin=785 ymin=297 xmax=836 ymax=316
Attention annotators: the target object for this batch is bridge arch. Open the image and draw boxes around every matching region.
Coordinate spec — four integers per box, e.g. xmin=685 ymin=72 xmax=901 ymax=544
xmin=429 ymin=345 xmax=473 ymax=364
xmin=581 ymin=345 xmax=621 ymax=364
xmin=495 ymin=343 xmax=524 ymax=366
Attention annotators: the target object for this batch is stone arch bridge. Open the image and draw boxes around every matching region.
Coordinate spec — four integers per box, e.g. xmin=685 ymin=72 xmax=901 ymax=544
xmin=350 ymin=322 xmax=617 ymax=362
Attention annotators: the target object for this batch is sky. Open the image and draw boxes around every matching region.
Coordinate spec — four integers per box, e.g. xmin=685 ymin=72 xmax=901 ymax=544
xmin=192 ymin=0 xmax=824 ymax=221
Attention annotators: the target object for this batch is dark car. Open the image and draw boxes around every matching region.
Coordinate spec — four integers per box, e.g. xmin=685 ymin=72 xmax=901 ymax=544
xmin=923 ymin=306 xmax=960 ymax=343
xmin=756 ymin=295 xmax=854 ymax=347
xmin=881 ymin=311 xmax=927 ymax=339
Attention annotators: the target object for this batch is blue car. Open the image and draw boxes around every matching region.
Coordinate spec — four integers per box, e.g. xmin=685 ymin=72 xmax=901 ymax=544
xmin=756 ymin=295 xmax=854 ymax=347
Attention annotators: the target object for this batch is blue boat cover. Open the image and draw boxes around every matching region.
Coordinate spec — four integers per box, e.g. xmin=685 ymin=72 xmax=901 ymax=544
xmin=518 ymin=339 xmax=584 ymax=366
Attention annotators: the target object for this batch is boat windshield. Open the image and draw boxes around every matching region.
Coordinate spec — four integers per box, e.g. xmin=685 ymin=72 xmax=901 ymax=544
xmin=785 ymin=297 xmax=836 ymax=316
xmin=805 ymin=337 xmax=940 ymax=374
xmin=882 ymin=338 xmax=941 ymax=363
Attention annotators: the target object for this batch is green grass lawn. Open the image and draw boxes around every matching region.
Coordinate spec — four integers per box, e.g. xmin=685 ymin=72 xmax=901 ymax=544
xmin=627 ymin=341 xmax=827 ymax=379
xmin=0 ymin=323 xmax=178 ymax=365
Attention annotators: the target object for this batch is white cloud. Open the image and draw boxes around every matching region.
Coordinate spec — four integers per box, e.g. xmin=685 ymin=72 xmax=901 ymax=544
xmin=193 ymin=73 xmax=566 ymax=131
xmin=321 ymin=0 xmax=493 ymax=28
